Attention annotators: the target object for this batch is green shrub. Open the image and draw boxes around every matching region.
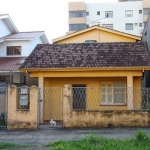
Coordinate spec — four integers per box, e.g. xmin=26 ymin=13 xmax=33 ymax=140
xmin=134 ymin=130 xmax=149 ymax=141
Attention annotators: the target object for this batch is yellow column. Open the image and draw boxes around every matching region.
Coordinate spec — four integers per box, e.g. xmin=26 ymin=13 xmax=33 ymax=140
xmin=63 ymin=84 xmax=72 ymax=128
xmin=127 ymin=75 xmax=133 ymax=110
xmin=38 ymin=72 xmax=44 ymax=123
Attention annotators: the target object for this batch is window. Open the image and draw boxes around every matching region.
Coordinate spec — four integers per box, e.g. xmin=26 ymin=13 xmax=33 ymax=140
xmin=139 ymin=10 xmax=142 ymax=14
xmin=72 ymin=84 xmax=86 ymax=110
xmin=139 ymin=23 xmax=142 ymax=27
xmin=102 ymin=24 xmax=113 ymax=29
xmin=134 ymin=23 xmax=138 ymax=26
xmin=86 ymin=12 xmax=89 ymax=16
xmin=125 ymin=10 xmax=133 ymax=17
xmin=125 ymin=23 xmax=133 ymax=30
xmin=100 ymin=82 xmax=126 ymax=105
xmin=143 ymin=8 xmax=150 ymax=15
xmin=69 ymin=24 xmax=85 ymax=31
xmin=7 ymin=46 xmax=21 ymax=55
xmin=69 ymin=11 xmax=85 ymax=18
xmin=0 ymin=75 xmax=13 ymax=82
xmin=105 ymin=11 xmax=113 ymax=18
xmin=86 ymin=24 xmax=89 ymax=28
xmin=85 ymin=40 xmax=97 ymax=43
xmin=97 ymin=11 xmax=100 ymax=15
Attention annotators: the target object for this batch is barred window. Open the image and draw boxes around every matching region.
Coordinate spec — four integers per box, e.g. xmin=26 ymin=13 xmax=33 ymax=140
xmin=100 ymin=82 xmax=126 ymax=105
xmin=7 ymin=46 xmax=21 ymax=55
xmin=72 ymin=84 xmax=86 ymax=110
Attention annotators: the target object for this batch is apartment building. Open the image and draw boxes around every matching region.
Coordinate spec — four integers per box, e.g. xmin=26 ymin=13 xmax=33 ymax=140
xmin=119 ymin=0 xmax=150 ymax=25
xmin=68 ymin=1 xmax=144 ymax=36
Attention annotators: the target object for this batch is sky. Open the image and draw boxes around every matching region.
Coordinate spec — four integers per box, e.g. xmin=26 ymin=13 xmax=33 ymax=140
xmin=0 ymin=0 xmax=117 ymax=43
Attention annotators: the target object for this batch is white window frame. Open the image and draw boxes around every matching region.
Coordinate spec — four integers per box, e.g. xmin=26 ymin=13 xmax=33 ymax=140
xmin=100 ymin=82 xmax=126 ymax=105
xmin=125 ymin=23 xmax=133 ymax=30
xmin=105 ymin=11 xmax=113 ymax=18
xmin=125 ymin=10 xmax=133 ymax=17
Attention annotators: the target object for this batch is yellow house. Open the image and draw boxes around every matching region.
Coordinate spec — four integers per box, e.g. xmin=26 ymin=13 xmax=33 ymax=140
xmin=52 ymin=26 xmax=141 ymax=44
xmin=20 ymin=42 xmax=150 ymax=124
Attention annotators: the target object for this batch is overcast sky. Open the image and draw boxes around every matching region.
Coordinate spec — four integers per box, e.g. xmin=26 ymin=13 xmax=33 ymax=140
xmin=0 ymin=0 xmax=117 ymax=43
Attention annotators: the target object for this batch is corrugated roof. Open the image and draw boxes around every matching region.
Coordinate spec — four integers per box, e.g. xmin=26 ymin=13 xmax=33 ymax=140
xmin=0 ymin=31 xmax=44 ymax=42
xmin=20 ymin=42 xmax=150 ymax=69
xmin=0 ymin=57 xmax=27 ymax=71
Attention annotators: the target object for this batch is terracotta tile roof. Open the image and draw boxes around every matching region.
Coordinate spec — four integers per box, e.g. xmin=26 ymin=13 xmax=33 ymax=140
xmin=20 ymin=42 xmax=150 ymax=69
xmin=0 ymin=31 xmax=44 ymax=41
xmin=0 ymin=57 xmax=27 ymax=71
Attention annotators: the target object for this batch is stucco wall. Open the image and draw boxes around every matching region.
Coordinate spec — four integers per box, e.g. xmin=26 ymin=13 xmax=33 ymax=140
xmin=7 ymin=85 xmax=38 ymax=129
xmin=44 ymin=76 xmax=141 ymax=121
xmin=63 ymin=84 xmax=150 ymax=128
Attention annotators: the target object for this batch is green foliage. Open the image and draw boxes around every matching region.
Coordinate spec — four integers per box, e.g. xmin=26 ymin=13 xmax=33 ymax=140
xmin=0 ymin=142 xmax=33 ymax=149
xmin=134 ymin=129 xmax=149 ymax=141
xmin=45 ymin=131 xmax=150 ymax=150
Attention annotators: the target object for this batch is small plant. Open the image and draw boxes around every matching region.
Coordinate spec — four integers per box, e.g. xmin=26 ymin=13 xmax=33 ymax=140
xmin=134 ymin=130 xmax=149 ymax=141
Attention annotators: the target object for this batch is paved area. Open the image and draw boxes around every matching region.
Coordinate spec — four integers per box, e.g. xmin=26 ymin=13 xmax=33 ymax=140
xmin=0 ymin=127 xmax=150 ymax=149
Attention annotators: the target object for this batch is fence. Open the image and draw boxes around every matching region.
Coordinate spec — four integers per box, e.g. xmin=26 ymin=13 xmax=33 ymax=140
xmin=71 ymin=87 xmax=150 ymax=111
xmin=0 ymin=87 xmax=7 ymax=127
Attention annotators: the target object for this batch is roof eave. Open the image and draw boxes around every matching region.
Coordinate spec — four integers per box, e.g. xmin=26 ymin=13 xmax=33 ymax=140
xmin=19 ymin=66 xmax=150 ymax=72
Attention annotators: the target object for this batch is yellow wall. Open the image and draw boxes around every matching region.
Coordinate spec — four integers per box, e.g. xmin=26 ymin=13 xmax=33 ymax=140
xmin=7 ymin=85 xmax=38 ymax=129
xmin=43 ymin=76 xmax=141 ymax=121
xmin=54 ymin=29 xmax=137 ymax=44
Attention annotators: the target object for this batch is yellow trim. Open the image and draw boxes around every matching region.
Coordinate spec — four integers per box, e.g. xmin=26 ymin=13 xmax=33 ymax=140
xmin=52 ymin=25 xmax=141 ymax=43
xmin=20 ymin=66 xmax=150 ymax=72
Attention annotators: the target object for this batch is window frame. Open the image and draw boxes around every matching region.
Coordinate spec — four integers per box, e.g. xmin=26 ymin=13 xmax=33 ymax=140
xmin=125 ymin=10 xmax=133 ymax=17
xmin=69 ymin=11 xmax=85 ymax=18
xmin=139 ymin=23 xmax=142 ymax=27
xmin=100 ymin=82 xmax=126 ymax=105
xmin=69 ymin=24 xmax=85 ymax=31
xmin=125 ymin=23 xmax=133 ymax=30
xmin=7 ymin=46 xmax=21 ymax=56
xmin=86 ymin=12 xmax=89 ymax=16
xmin=97 ymin=11 xmax=100 ymax=15
xmin=105 ymin=11 xmax=113 ymax=18
xmin=139 ymin=10 xmax=142 ymax=14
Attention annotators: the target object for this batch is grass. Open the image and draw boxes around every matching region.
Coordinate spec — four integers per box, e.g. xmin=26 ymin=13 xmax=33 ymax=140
xmin=0 ymin=142 xmax=34 ymax=149
xmin=45 ymin=130 xmax=150 ymax=150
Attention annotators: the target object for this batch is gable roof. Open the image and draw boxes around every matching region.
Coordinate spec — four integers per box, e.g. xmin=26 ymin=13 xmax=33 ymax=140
xmin=0 ymin=31 xmax=46 ymax=42
xmin=0 ymin=14 xmax=18 ymax=34
xmin=52 ymin=26 xmax=141 ymax=43
xmin=0 ymin=57 xmax=27 ymax=71
xmin=20 ymin=42 xmax=150 ymax=70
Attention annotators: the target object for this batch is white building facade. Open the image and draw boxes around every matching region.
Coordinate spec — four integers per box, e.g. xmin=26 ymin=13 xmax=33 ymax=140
xmin=68 ymin=1 xmax=144 ymax=36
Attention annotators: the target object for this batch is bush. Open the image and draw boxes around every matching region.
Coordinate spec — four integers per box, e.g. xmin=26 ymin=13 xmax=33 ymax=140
xmin=134 ymin=130 xmax=149 ymax=141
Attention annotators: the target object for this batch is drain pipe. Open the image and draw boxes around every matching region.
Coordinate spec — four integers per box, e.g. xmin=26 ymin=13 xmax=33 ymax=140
xmin=141 ymin=68 xmax=145 ymax=81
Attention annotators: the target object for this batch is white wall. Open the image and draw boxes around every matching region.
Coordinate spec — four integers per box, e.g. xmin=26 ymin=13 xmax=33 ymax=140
xmin=0 ymin=19 xmax=11 ymax=38
xmin=86 ymin=1 xmax=143 ymax=36
xmin=0 ymin=37 xmax=43 ymax=57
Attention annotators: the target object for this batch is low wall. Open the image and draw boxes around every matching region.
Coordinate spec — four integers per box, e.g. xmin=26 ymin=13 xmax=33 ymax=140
xmin=64 ymin=110 xmax=150 ymax=128
xmin=63 ymin=84 xmax=150 ymax=128
xmin=7 ymin=85 xmax=38 ymax=129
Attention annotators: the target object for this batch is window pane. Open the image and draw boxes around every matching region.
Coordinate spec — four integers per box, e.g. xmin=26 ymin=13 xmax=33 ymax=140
xmin=105 ymin=11 xmax=113 ymax=18
xmin=86 ymin=12 xmax=89 ymax=16
xmin=101 ymin=94 xmax=106 ymax=103
xmin=126 ymin=24 xmax=133 ymax=30
xmin=139 ymin=10 xmax=142 ymax=14
xmin=107 ymin=94 xmax=112 ymax=103
xmin=125 ymin=10 xmax=133 ymax=17
xmin=97 ymin=11 xmax=100 ymax=15
xmin=7 ymin=46 xmax=21 ymax=55
xmin=69 ymin=24 xmax=85 ymax=31
xmin=69 ymin=11 xmax=85 ymax=18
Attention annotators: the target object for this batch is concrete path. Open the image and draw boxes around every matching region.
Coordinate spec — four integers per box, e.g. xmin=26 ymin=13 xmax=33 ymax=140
xmin=0 ymin=127 xmax=150 ymax=149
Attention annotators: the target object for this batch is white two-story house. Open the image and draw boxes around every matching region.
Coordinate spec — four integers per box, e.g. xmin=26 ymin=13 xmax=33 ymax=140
xmin=0 ymin=14 xmax=49 ymax=86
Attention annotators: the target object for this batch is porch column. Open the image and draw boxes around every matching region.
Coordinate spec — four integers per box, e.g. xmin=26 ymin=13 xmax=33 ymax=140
xmin=38 ymin=73 xmax=44 ymax=123
xmin=127 ymin=75 xmax=133 ymax=110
